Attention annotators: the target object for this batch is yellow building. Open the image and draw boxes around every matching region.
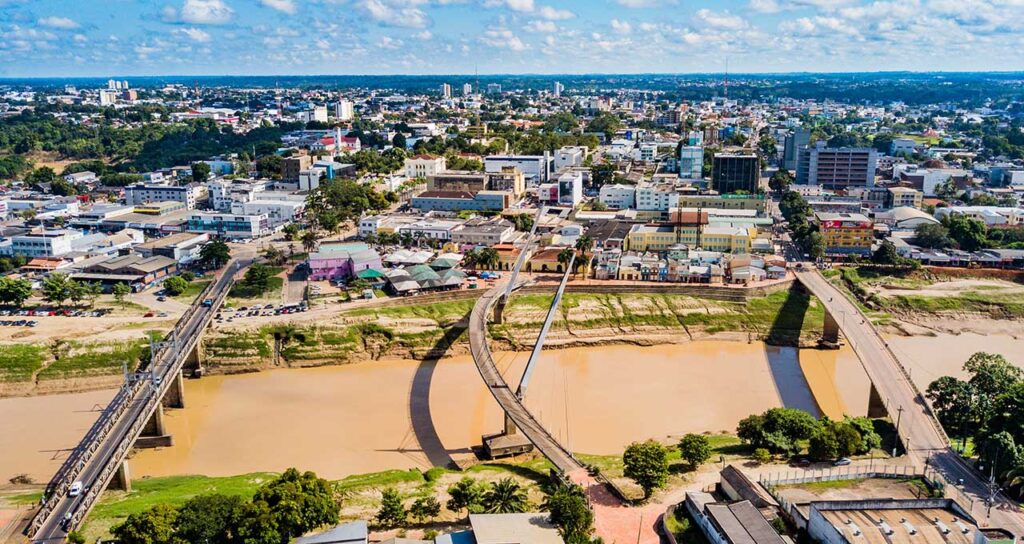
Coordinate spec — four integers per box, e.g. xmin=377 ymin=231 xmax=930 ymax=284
xmin=815 ymin=212 xmax=874 ymax=256
xmin=624 ymin=224 xmax=755 ymax=253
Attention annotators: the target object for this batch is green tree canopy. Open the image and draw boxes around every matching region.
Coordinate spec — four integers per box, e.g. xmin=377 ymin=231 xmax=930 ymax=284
xmin=0 ymin=277 xmax=32 ymax=307
xmin=678 ymin=433 xmax=712 ymax=469
xmin=623 ymin=440 xmax=669 ymax=499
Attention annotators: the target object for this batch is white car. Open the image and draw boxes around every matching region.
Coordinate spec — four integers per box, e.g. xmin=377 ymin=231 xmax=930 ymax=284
xmin=69 ymin=481 xmax=83 ymax=497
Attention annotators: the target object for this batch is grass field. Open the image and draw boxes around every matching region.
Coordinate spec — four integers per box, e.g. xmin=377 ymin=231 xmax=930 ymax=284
xmin=36 ymin=337 xmax=151 ymax=381
xmin=172 ymin=279 xmax=211 ymax=304
xmin=0 ymin=344 xmax=45 ymax=382
xmin=228 ymin=267 xmax=285 ymax=302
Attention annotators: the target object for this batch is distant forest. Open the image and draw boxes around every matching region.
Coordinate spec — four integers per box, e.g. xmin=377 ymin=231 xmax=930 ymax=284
xmin=4 ymin=72 xmax=1024 ymax=106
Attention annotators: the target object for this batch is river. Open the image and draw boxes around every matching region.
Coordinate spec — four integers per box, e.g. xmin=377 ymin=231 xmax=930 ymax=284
xmin=1 ymin=334 xmax=1020 ymax=483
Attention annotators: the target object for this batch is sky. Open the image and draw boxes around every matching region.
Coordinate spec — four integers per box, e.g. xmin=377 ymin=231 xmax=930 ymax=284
xmin=1 ymin=0 xmax=1023 ymax=77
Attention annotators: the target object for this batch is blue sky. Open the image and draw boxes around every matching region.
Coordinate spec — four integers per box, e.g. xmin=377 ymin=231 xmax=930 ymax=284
xmin=1 ymin=0 xmax=1022 ymax=77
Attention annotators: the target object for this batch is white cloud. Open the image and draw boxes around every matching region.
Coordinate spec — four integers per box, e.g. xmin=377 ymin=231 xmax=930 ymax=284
xmin=175 ymin=26 xmax=212 ymax=42
xmin=413 ymin=30 xmax=433 ymax=39
xmin=359 ymin=0 xmax=430 ymax=28
xmin=38 ymin=16 xmax=79 ymax=29
xmin=537 ymin=5 xmax=574 ymax=19
xmin=504 ymin=0 xmax=535 ymax=11
xmin=694 ymin=9 xmax=747 ymax=29
xmin=748 ymin=0 xmax=782 ymax=12
xmin=260 ymin=0 xmax=296 ymax=14
xmin=165 ymin=0 xmax=235 ymax=25
xmin=610 ymin=19 xmax=632 ymax=34
xmin=73 ymin=33 xmax=88 ymax=43
xmin=377 ymin=35 xmax=404 ymax=49
xmin=480 ymin=26 xmax=528 ymax=50
xmin=615 ymin=0 xmax=677 ymax=7
xmin=525 ymin=20 xmax=557 ymax=32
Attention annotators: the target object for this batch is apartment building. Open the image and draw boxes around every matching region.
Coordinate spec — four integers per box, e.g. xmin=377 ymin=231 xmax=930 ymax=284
xmin=282 ymin=155 xmax=313 ymax=184
xmin=404 ymin=154 xmax=447 ymax=179
xmin=712 ymin=153 xmax=760 ymax=194
xmin=814 ymin=212 xmax=874 ymax=256
xmin=796 ymin=142 xmax=877 ymax=190
xmin=886 ymin=187 xmax=923 ymax=209
xmin=124 ymin=183 xmax=204 ymax=209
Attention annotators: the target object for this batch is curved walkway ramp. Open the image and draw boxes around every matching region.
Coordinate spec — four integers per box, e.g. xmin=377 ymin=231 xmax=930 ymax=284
xmin=468 ymin=281 xmax=585 ymax=474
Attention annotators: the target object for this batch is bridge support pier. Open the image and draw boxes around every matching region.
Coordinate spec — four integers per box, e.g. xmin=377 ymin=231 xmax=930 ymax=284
xmin=136 ymin=405 xmax=173 ymax=448
xmin=867 ymin=383 xmax=888 ymax=419
xmin=108 ymin=461 xmax=131 ymax=492
xmin=184 ymin=340 xmax=204 ymax=377
xmin=493 ymin=297 xmax=507 ymax=325
xmin=162 ymin=370 xmax=186 ymax=409
xmin=822 ymin=309 xmax=841 ymax=345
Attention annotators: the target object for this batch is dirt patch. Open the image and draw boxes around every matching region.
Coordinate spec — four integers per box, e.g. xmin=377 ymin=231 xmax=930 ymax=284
xmin=868 ymin=278 xmax=1024 ymax=299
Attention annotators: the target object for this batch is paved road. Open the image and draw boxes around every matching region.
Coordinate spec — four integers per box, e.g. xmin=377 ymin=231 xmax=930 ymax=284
xmin=30 ymin=258 xmax=251 ymax=543
xmin=467 ymin=281 xmax=584 ymax=474
xmin=795 ymin=267 xmax=1024 ymax=536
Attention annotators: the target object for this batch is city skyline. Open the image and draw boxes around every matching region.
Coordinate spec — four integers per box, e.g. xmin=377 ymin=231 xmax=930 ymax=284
xmin=1 ymin=0 xmax=1023 ymax=77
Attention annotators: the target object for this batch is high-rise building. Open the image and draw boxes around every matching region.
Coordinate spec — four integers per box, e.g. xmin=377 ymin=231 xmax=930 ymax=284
xmin=553 ymin=81 xmax=564 ymax=97
xmin=99 ymin=89 xmax=118 ymax=106
xmin=711 ymin=153 xmax=760 ymax=194
xmin=486 ymin=83 xmax=502 ymax=94
xmin=796 ymin=141 xmax=878 ymax=190
xmin=107 ymin=79 xmax=117 ymax=90
xmin=441 ymin=83 xmax=452 ymax=99
xmin=678 ymin=131 xmax=704 ymax=180
xmin=782 ymin=129 xmax=810 ymax=172
xmin=336 ymin=99 xmax=354 ymax=121
xmin=463 ymin=83 xmax=472 ymax=96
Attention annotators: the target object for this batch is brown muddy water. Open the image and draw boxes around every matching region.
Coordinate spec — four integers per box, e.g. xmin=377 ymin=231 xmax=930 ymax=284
xmin=2 ymin=334 xmax=1019 ymax=483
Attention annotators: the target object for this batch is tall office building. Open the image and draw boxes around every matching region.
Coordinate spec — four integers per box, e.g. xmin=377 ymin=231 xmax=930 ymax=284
xmin=486 ymin=83 xmax=502 ymax=94
xmin=553 ymin=81 xmax=564 ymax=97
xmin=782 ymin=128 xmax=810 ymax=171
xmin=335 ymin=99 xmax=354 ymax=121
xmin=463 ymin=83 xmax=472 ymax=96
xmin=711 ymin=153 xmax=760 ymax=194
xmin=441 ymin=83 xmax=452 ymax=99
xmin=678 ymin=131 xmax=704 ymax=180
xmin=796 ymin=141 xmax=878 ymax=190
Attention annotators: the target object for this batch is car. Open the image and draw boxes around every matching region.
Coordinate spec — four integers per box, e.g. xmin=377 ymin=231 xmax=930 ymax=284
xmin=157 ymin=296 xmax=167 ymax=302
xmin=789 ymin=457 xmax=811 ymax=468
xmin=27 ymin=320 xmax=37 ymax=327
xmin=69 ymin=481 xmax=83 ymax=497
xmin=144 ymin=312 xmax=155 ymax=318
xmin=833 ymin=457 xmax=852 ymax=466
xmin=202 ymin=299 xmax=214 ymax=307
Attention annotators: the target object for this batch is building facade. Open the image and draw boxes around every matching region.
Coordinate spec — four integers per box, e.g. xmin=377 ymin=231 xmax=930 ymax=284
xmin=796 ymin=142 xmax=878 ymax=190
xmin=712 ymin=153 xmax=760 ymax=194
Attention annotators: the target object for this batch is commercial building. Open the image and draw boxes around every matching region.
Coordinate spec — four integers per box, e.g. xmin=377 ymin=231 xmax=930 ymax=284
xmin=679 ymin=131 xmax=704 ymax=180
xmin=186 ymin=212 xmax=270 ymax=239
xmin=451 ymin=218 xmax=517 ymax=246
xmin=124 ymin=183 xmax=203 ymax=209
xmin=886 ymin=186 xmax=923 ymax=209
xmin=895 ymin=166 xmax=971 ymax=196
xmin=599 ymin=184 xmax=637 ymax=210
xmin=3 ymin=229 xmax=83 ymax=257
xmin=537 ymin=171 xmax=583 ymax=208
xmin=783 ymin=128 xmax=810 ymax=172
xmin=307 ymin=242 xmax=382 ymax=281
xmin=335 ymin=99 xmax=354 ymax=121
xmin=624 ymin=222 xmax=755 ymax=254
xmin=71 ymin=254 xmax=178 ymax=291
xmin=712 ymin=153 xmax=760 ymax=194
xmin=410 ymin=190 xmax=511 ymax=212
xmin=934 ymin=206 xmax=1024 ymax=227
xmin=404 ymin=154 xmax=447 ymax=179
xmin=134 ymin=201 xmax=187 ymax=216
xmin=814 ymin=212 xmax=874 ymax=256
xmin=282 ymin=155 xmax=313 ymax=184
xmin=806 ymin=499 xmax=981 ymax=544
xmin=485 ymin=154 xmax=551 ymax=185
xmin=677 ymin=193 xmax=769 ymax=216
xmin=554 ymin=146 xmax=585 ymax=171
xmin=686 ymin=493 xmax=786 ymax=544
xmin=486 ymin=167 xmax=526 ymax=198
xmin=135 ymin=232 xmax=210 ymax=263
xmin=796 ymin=142 xmax=878 ymax=190
xmin=427 ymin=171 xmax=487 ymax=193
xmin=229 ymin=199 xmax=304 ymax=226
xmin=636 ymin=181 xmax=680 ymax=217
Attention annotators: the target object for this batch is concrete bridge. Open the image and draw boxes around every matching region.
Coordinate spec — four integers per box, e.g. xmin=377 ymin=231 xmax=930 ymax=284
xmin=794 ymin=266 xmax=1023 ymax=537
xmin=28 ymin=258 xmax=251 ymax=543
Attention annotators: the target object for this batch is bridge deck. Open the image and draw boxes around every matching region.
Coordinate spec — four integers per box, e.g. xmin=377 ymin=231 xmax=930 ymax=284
xmin=468 ymin=281 xmax=584 ymax=474
xmin=795 ymin=267 xmax=1023 ymax=536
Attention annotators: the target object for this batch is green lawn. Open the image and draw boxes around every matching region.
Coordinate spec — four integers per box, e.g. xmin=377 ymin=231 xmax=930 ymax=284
xmin=172 ymin=279 xmax=211 ymax=303
xmin=36 ymin=338 xmax=150 ymax=381
xmin=228 ymin=267 xmax=285 ymax=301
xmin=0 ymin=344 xmax=45 ymax=382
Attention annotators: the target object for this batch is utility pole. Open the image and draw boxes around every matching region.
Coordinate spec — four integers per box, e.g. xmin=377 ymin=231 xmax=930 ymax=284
xmin=893 ymin=404 xmax=904 ymax=457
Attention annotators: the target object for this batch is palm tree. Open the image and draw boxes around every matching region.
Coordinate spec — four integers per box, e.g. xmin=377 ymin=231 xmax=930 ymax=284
xmin=479 ymin=247 xmax=500 ymax=270
xmin=464 ymin=249 xmax=480 ymax=269
xmin=557 ymin=248 xmax=575 ymax=274
xmin=300 ymin=230 xmax=319 ymax=253
xmin=1005 ymin=465 xmax=1024 ymax=498
xmin=574 ymin=235 xmax=592 ymax=277
xmin=482 ymin=478 xmax=529 ymax=514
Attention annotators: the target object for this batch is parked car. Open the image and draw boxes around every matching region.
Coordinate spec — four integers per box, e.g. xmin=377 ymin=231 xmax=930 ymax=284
xmin=157 ymin=296 xmax=167 ymax=302
xmin=789 ymin=456 xmax=811 ymax=468
xmin=833 ymin=457 xmax=852 ymax=466
xmin=69 ymin=481 xmax=83 ymax=497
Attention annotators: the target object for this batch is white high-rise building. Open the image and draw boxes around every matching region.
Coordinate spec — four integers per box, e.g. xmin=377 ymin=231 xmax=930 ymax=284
xmin=462 ymin=83 xmax=472 ymax=96
xmin=336 ymin=99 xmax=354 ymax=121
xmin=678 ymin=131 xmax=704 ymax=180
xmin=441 ymin=83 xmax=452 ymax=98
xmin=553 ymin=81 xmax=564 ymax=97
xmin=99 ymin=89 xmax=118 ymax=106
xmin=107 ymin=79 xmax=117 ymax=90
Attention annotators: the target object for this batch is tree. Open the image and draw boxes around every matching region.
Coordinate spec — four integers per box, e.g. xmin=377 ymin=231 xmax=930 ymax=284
xmin=512 ymin=213 xmax=535 ymax=232
xmin=235 ymin=500 xmax=283 ymax=544
xmin=977 ymin=431 xmax=1021 ymax=483
xmin=586 ymin=112 xmax=622 ymax=139
xmin=41 ymin=272 xmax=72 ymax=307
xmin=242 ymin=264 xmax=274 ymax=295
xmin=871 ymin=240 xmax=903 ymax=265
xmin=590 ymin=163 xmax=615 ymax=190
xmin=173 ymin=493 xmax=245 ymax=544
xmin=200 ymin=239 xmax=231 ymax=269
xmin=623 ymin=440 xmax=669 ymax=499
xmin=112 ymin=504 xmax=178 ymax=544
xmin=112 ymin=282 xmax=131 ymax=308
xmin=409 ymin=496 xmax=441 ymax=523
xmin=67 ymin=280 xmax=100 ymax=307
xmin=300 ymin=230 xmax=319 ymax=253
xmin=808 ymin=425 xmax=840 ymax=461
xmin=251 ymin=468 xmax=338 ymax=541
xmin=557 ymin=248 xmax=575 ymax=273
xmin=927 ymin=376 xmax=977 ymax=440
xmin=263 ymin=246 xmax=287 ymax=266
xmin=0 ymin=277 xmax=32 ymax=307
xmin=482 ymin=478 xmax=530 ymax=514
xmin=376 ymin=488 xmax=407 ymax=528
xmin=768 ymin=169 xmax=792 ymax=194
xmin=67 ymin=531 xmax=86 ymax=544
xmin=162 ymin=276 xmax=190 ymax=297
xmin=678 ymin=433 xmax=712 ymax=469
xmin=191 ymin=161 xmax=211 ymax=182
xmin=737 ymin=408 xmax=820 ymax=454
xmin=542 ymin=482 xmax=594 ymax=544
xmin=945 ymin=215 xmax=989 ymax=251
xmin=914 ymin=223 xmax=954 ymax=249
xmin=447 ymin=477 xmax=484 ymax=515
xmin=392 ymin=133 xmax=407 ymax=149
xmin=282 ymin=223 xmax=300 ymax=241
xmin=478 ymin=247 xmax=500 ymax=269
xmin=805 ymin=231 xmax=825 ymax=260
xmin=257 ymin=155 xmax=284 ymax=179
xmin=752 ymin=448 xmax=772 ymax=465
